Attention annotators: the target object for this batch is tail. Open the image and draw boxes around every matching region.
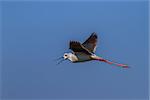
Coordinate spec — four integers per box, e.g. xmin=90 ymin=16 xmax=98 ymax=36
xmin=94 ymin=57 xmax=129 ymax=68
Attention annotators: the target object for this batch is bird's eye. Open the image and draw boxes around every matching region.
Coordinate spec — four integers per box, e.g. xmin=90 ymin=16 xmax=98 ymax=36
xmin=65 ymin=55 xmax=67 ymax=56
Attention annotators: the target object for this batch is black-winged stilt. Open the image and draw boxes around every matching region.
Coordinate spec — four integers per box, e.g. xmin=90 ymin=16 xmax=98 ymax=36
xmin=58 ymin=32 xmax=128 ymax=68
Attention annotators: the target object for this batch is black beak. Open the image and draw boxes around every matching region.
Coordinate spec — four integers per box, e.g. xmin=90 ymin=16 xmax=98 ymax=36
xmin=55 ymin=56 xmax=66 ymax=65
xmin=55 ymin=56 xmax=64 ymax=61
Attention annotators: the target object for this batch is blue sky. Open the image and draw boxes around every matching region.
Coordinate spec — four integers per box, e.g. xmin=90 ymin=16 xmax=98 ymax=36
xmin=1 ymin=1 xmax=149 ymax=100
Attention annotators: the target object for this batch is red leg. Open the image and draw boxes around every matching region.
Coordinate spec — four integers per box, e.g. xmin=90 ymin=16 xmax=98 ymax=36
xmin=97 ymin=58 xmax=129 ymax=68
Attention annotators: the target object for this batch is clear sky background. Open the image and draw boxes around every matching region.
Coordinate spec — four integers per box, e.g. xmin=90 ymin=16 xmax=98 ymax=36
xmin=2 ymin=1 xmax=148 ymax=100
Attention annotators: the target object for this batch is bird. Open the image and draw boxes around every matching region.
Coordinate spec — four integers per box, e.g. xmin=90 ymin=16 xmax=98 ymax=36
xmin=57 ymin=32 xmax=129 ymax=68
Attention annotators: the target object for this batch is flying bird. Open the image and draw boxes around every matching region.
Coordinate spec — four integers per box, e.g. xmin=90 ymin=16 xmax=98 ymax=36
xmin=57 ymin=32 xmax=128 ymax=68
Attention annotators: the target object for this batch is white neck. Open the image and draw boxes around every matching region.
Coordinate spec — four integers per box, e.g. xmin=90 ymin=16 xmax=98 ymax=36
xmin=67 ymin=53 xmax=78 ymax=62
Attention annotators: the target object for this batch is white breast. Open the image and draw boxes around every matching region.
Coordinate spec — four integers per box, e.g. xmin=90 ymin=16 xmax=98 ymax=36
xmin=68 ymin=54 xmax=78 ymax=62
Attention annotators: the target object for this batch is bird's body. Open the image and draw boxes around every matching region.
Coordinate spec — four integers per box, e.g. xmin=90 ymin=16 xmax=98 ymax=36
xmin=61 ymin=32 xmax=128 ymax=68
xmin=64 ymin=52 xmax=101 ymax=62
xmin=72 ymin=53 xmax=92 ymax=62
xmin=65 ymin=53 xmax=93 ymax=62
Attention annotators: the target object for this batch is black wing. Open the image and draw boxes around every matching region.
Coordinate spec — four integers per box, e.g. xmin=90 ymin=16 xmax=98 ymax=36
xmin=82 ymin=32 xmax=98 ymax=53
xmin=69 ymin=41 xmax=92 ymax=55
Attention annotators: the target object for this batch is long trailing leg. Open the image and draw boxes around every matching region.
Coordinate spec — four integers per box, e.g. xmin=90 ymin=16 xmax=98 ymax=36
xmin=96 ymin=58 xmax=129 ymax=68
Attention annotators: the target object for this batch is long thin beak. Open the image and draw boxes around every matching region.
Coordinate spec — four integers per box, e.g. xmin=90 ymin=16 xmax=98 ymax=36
xmin=57 ymin=58 xmax=66 ymax=65
xmin=54 ymin=57 xmax=64 ymax=61
xmin=55 ymin=56 xmax=66 ymax=65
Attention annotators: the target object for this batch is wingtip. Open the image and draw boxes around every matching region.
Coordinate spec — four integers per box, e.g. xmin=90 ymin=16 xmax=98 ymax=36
xmin=92 ymin=32 xmax=97 ymax=35
xmin=91 ymin=32 xmax=98 ymax=38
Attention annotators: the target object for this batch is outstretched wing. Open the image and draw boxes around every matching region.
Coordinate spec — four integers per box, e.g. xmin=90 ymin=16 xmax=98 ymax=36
xmin=69 ymin=41 xmax=92 ymax=55
xmin=82 ymin=32 xmax=98 ymax=53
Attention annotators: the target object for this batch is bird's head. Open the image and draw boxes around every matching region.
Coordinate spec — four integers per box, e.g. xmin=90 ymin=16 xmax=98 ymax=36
xmin=55 ymin=53 xmax=70 ymax=65
xmin=63 ymin=53 xmax=70 ymax=60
